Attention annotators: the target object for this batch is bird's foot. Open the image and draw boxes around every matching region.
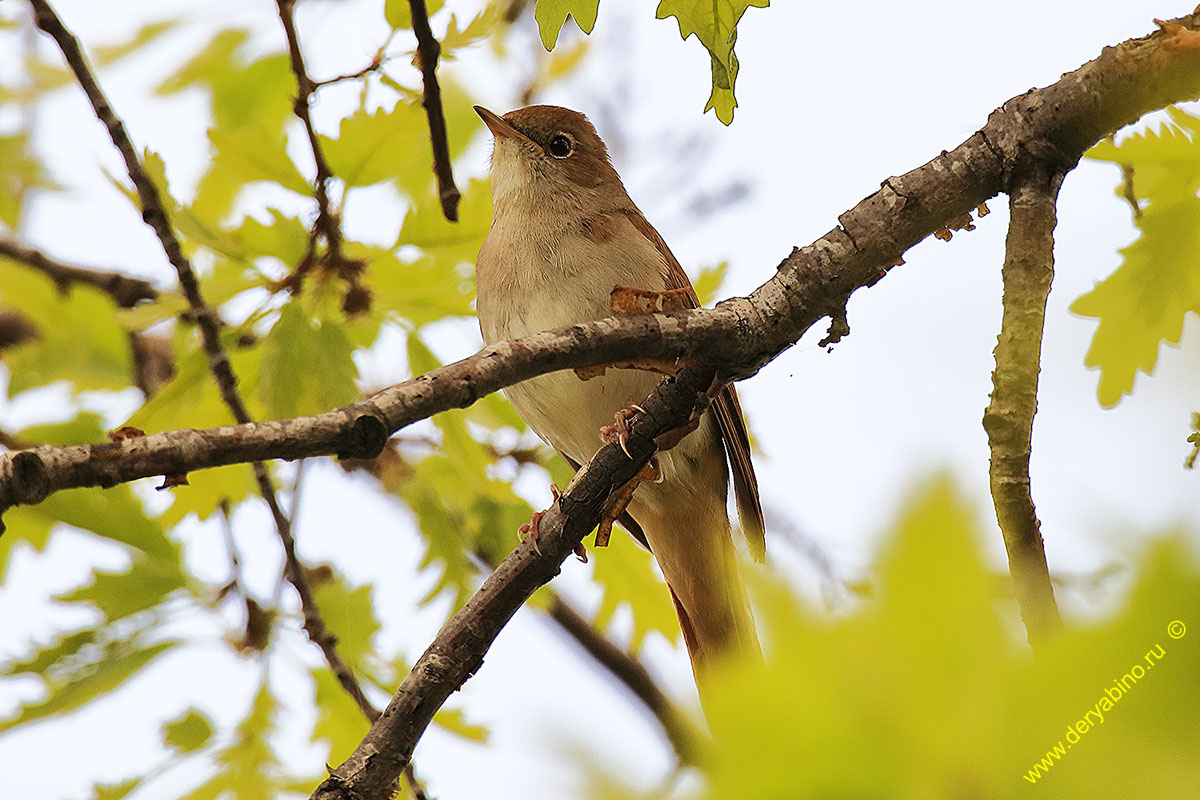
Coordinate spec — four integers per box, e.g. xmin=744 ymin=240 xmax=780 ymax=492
xmin=517 ymin=510 xmax=547 ymax=555
xmin=518 ymin=484 xmax=562 ymax=556
xmin=599 ymin=406 xmax=645 ymax=458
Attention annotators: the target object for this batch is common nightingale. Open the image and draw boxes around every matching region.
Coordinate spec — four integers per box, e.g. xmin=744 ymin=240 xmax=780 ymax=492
xmin=474 ymin=105 xmax=764 ymax=700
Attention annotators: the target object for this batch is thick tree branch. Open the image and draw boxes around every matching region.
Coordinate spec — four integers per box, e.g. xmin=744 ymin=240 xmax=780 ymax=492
xmin=311 ymin=367 xmax=717 ymax=800
xmin=4 ymin=12 xmax=1200 ymax=522
xmin=983 ymin=159 xmax=1066 ymax=649
xmin=10 ymin=10 xmax=1200 ymax=798
xmin=0 ymin=236 xmax=158 ymax=307
xmin=408 ymin=0 xmax=461 ymax=221
xmin=308 ymin=18 xmax=1200 ymax=798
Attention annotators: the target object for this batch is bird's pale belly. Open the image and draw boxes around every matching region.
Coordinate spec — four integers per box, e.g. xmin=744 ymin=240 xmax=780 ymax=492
xmin=504 ymin=366 xmax=662 ymax=468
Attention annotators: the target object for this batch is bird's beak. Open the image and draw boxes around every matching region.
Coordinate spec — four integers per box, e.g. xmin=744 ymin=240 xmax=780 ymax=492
xmin=475 ymin=105 xmax=529 ymax=144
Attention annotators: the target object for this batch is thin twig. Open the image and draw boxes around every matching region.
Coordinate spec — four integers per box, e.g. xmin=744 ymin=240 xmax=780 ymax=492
xmin=0 ymin=236 xmax=158 ymax=308
xmin=29 ymin=0 xmax=380 ymax=727
xmin=982 ymin=158 xmax=1066 ymax=649
xmin=274 ymin=0 xmax=345 ymax=272
xmin=408 ymin=0 xmax=461 ymax=221
xmin=545 ymin=595 xmax=704 ymax=761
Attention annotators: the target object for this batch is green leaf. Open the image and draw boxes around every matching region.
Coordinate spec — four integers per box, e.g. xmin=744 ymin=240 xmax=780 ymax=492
xmin=164 ymin=708 xmax=215 ymax=753
xmin=6 ymin=628 xmax=99 ymax=676
xmin=534 ymin=0 xmax=599 ymax=50
xmin=183 ymin=683 xmax=281 ymax=800
xmin=433 ymin=707 xmax=489 ymax=742
xmin=156 ymin=31 xmax=293 ymax=134
xmin=3 ymin=414 xmax=175 ymax=563
xmin=385 ymin=0 xmax=445 ymax=29
xmin=0 ymin=133 xmax=61 ymax=227
xmin=92 ymin=20 xmax=178 ymax=66
xmin=655 ymin=0 xmax=769 ymax=124
xmin=653 ymin=481 xmax=1200 ymax=800
xmin=311 ymin=667 xmax=370 ymax=762
xmin=309 ymin=570 xmax=381 ymax=668
xmin=87 ymin=779 xmax=142 ymax=800
xmin=441 ymin=7 xmax=500 ymax=55
xmin=57 ymin=556 xmax=187 ymax=622
xmin=1071 ymin=198 xmax=1200 ymax=406
xmin=258 ymin=303 xmax=360 ymax=419
xmin=0 ymin=261 xmax=133 ymax=395
xmin=368 ymin=252 xmax=474 ymax=326
xmin=321 ymin=103 xmax=428 ymax=189
xmin=1075 ymin=113 xmax=1200 ymax=406
xmin=0 ymin=639 xmax=178 ymax=734
xmin=590 ymin=530 xmax=680 ymax=653
xmin=397 ymin=176 xmax=492 ymax=270
xmin=195 ymin=125 xmax=311 ymax=218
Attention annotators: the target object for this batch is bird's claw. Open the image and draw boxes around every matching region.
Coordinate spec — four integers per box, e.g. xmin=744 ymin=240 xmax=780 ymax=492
xmin=600 ymin=407 xmax=640 ymax=458
xmin=518 ymin=510 xmax=546 ymax=555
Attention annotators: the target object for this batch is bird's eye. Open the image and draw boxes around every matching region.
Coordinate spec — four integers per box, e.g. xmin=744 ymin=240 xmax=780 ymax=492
xmin=547 ymin=134 xmax=573 ymax=158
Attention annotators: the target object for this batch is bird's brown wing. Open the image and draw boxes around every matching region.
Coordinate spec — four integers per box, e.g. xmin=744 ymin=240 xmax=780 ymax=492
xmin=620 ymin=208 xmax=766 ymax=561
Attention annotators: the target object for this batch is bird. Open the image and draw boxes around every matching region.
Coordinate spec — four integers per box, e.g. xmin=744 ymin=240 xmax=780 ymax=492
xmin=473 ymin=104 xmax=764 ymax=704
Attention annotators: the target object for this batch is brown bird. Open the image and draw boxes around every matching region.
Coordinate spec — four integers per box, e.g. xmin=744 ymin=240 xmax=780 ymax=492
xmin=474 ymin=104 xmax=764 ymax=701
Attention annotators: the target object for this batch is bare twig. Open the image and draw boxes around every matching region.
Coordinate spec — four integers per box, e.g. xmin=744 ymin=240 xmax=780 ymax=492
xmin=275 ymin=0 xmax=340 ymax=252
xmin=0 ymin=236 xmax=158 ymax=308
xmin=545 ymin=595 xmax=705 ymax=761
xmin=408 ymin=0 xmax=461 ymax=221
xmin=29 ymin=0 xmax=380 ymax=730
xmin=983 ymin=158 xmax=1066 ymax=649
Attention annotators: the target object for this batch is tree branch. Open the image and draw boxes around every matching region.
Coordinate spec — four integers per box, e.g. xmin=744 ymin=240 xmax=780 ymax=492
xmin=0 ymin=236 xmax=158 ymax=308
xmin=12 ymin=9 xmax=1200 ymax=797
xmin=983 ymin=158 xmax=1066 ymax=648
xmin=275 ymin=0 xmax=344 ymax=259
xmin=5 ymin=13 xmax=1200 ymax=523
xmin=310 ymin=367 xmax=717 ymax=800
xmin=408 ymin=0 xmax=461 ymax=221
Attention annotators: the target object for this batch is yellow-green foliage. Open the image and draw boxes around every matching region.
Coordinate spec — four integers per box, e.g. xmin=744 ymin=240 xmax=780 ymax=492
xmin=603 ymin=481 xmax=1200 ymax=799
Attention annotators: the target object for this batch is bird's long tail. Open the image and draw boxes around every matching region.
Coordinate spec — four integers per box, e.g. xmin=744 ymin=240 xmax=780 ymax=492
xmin=637 ymin=497 xmax=760 ymax=712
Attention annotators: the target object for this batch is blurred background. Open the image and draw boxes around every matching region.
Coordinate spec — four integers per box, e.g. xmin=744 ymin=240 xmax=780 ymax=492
xmin=0 ymin=1 xmax=1198 ymax=797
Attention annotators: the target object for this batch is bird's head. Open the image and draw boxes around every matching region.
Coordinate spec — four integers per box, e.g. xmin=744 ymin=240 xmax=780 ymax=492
xmin=475 ymin=104 xmax=626 ymax=213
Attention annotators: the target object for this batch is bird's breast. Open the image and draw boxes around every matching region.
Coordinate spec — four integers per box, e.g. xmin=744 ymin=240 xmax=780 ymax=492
xmin=476 ymin=209 xmax=672 ymax=465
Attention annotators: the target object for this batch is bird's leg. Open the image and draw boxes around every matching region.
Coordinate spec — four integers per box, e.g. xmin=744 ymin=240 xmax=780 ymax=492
xmin=518 ymin=483 xmax=562 ymax=556
xmin=594 ymin=456 xmax=661 ymax=548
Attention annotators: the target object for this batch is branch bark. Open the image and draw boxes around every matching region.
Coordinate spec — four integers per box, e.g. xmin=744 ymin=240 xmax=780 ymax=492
xmin=983 ymin=159 xmax=1066 ymax=648
xmin=5 ymin=13 xmax=1200 ymax=522
xmin=310 ymin=367 xmax=717 ymax=800
xmin=408 ymin=0 xmax=461 ymax=221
